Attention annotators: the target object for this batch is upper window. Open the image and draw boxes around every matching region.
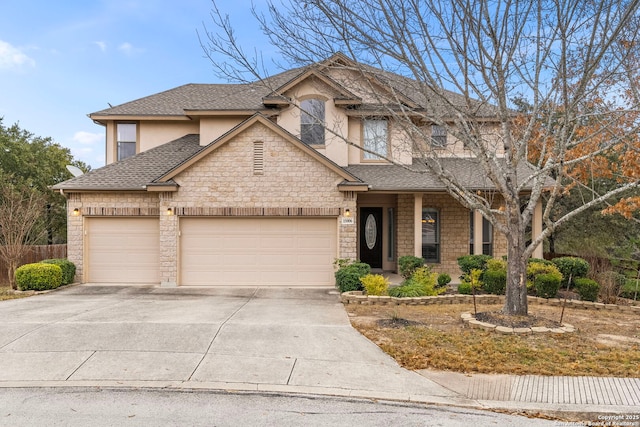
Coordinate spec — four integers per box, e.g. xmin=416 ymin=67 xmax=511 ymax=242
xmin=363 ymin=119 xmax=388 ymax=160
xmin=431 ymin=125 xmax=447 ymax=147
xmin=421 ymin=208 xmax=440 ymax=263
xmin=300 ymin=99 xmax=325 ymax=145
xmin=116 ymin=123 xmax=136 ymax=161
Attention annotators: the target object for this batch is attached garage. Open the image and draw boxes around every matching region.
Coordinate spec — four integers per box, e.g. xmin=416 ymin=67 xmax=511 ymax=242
xmin=179 ymin=217 xmax=337 ymax=286
xmin=85 ymin=217 xmax=160 ymax=283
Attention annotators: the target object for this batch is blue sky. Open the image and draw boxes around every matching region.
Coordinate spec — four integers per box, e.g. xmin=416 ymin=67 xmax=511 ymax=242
xmin=0 ymin=1 xmax=272 ymax=168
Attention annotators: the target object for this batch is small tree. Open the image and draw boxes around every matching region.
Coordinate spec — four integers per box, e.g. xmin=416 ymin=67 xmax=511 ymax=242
xmin=0 ymin=180 xmax=46 ymax=289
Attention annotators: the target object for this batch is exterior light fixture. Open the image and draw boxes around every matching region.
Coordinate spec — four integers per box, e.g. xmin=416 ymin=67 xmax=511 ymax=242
xmin=72 ymin=208 xmax=80 ymax=216
xmin=344 ymin=208 xmax=351 ymax=217
xmin=166 ymin=208 xmax=173 ymax=216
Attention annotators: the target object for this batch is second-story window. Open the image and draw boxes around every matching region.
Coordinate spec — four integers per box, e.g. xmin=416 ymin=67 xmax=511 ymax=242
xmin=117 ymin=123 xmax=137 ymax=161
xmin=300 ymin=98 xmax=325 ymax=145
xmin=431 ymin=125 xmax=447 ymax=147
xmin=363 ymin=118 xmax=388 ymax=160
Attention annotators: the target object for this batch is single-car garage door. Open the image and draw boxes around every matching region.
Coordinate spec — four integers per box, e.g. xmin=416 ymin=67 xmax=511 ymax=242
xmin=86 ymin=217 xmax=160 ymax=283
xmin=180 ymin=218 xmax=337 ymax=286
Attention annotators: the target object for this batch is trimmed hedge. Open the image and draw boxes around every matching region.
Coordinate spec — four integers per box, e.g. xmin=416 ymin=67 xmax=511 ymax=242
xmin=15 ymin=263 xmax=63 ymax=291
xmin=552 ymin=257 xmax=589 ymax=288
xmin=457 ymin=282 xmax=472 ymax=295
xmin=398 ymin=255 xmax=424 ymax=278
xmin=41 ymin=258 xmax=76 ymax=285
xmin=483 ymin=268 xmax=507 ymax=295
xmin=437 ymin=273 xmax=452 ymax=288
xmin=457 ymin=254 xmax=492 ymax=275
xmin=335 ymin=262 xmax=370 ymax=292
xmin=574 ymin=277 xmax=600 ymax=302
xmin=534 ymin=273 xmax=561 ymax=298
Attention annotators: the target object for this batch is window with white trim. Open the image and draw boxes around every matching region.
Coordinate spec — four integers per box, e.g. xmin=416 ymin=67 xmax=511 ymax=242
xmin=363 ymin=119 xmax=388 ymax=160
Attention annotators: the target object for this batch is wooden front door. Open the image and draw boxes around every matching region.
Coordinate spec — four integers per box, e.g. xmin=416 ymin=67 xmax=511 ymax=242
xmin=359 ymin=207 xmax=383 ymax=268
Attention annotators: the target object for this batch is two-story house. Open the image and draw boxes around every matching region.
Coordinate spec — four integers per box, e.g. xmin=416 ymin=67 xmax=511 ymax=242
xmin=53 ymin=53 xmax=543 ymax=287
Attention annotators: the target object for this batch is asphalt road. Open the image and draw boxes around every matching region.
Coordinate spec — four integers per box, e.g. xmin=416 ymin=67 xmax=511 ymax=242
xmin=0 ymin=388 xmax=559 ymax=426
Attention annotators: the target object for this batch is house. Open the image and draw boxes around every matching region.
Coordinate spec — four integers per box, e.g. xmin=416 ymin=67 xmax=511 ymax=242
xmin=53 ymin=54 xmax=543 ymax=287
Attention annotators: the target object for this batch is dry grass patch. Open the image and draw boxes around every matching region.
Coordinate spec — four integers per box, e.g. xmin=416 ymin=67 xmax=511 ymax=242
xmin=0 ymin=285 xmax=35 ymax=301
xmin=347 ymin=303 xmax=640 ymax=377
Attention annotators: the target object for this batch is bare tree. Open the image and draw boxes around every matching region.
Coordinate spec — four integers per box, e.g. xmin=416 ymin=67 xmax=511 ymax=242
xmin=201 ymin=0 xmax=640 ymax=315
xmin=0 ymin=180 xmax=46 ymax=289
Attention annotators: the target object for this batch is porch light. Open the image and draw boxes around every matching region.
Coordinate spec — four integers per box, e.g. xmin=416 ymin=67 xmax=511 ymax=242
xmin=422 ymin=214 xmax=436 ymax=224
xmin=72 ymin=208 xmax=80 ymax=216
xmin=344 ymin=208 xmax=351 ymax=217
xmin=166 ymin=207 xmax=174 ymax=216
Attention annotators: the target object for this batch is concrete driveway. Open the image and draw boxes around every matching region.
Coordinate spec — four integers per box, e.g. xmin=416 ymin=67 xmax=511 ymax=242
xmin=0 ymin=284 xmax=460 ymax=403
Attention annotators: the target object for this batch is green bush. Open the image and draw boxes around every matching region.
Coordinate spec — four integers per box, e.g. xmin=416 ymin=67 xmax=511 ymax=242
xmin=534 ymin=273 xmax=561 ymax=298
xmin=621 ymin=278 xmax=640 ymax=300
xmin=574 ymin=277 xmax=600 ymax=302
xmin=457 ymin=282 xmax=472 ymax=294
xmin=389 ymin=266 xmax=443 ymax=297
xmin=41 ymin=259 xmax=76 ymax=285
xmin=437 ymin=273 xmax=452 ymax=287
xmin=527 ymin=262 xmax=563 ymax=291
xmin=551 ymin=257 xmax=589 ymax=288
xmin=528 ymin=257 xmax=554 ymax=266
xmin=398 ymin=255 xmax=424 ymax=278
xmin=485 ymin=258 xmax=507 ymax=271
xmin=483 ymin=269 xmax=507 ymax=295
xmin=15 ymin=263 xmax=63 ymax=291
xmin=457 ymin=254 xmax=492 ymax=275
xmin=335 ymin=262 xmax=370 ymax=292
xmin=360 ymin=274 xmax=390 ymax=296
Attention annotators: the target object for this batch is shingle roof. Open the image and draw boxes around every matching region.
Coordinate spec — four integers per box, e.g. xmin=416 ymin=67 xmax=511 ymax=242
xmin=52 ymin=135 xmax=203 ymax=191
xmin=345 ymin=158 xmax=543 ymax=191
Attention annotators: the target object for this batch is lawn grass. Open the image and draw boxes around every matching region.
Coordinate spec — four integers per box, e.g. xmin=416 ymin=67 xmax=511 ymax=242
xmin=347 ymin=303 xmax=640 ymax=377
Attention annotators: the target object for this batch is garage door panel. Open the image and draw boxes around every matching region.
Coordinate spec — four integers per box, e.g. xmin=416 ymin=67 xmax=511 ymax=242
xmin=180 ymin=218 xmax=336 ymax=286
xmin=87 ymin=218 xmax=160 ymax=283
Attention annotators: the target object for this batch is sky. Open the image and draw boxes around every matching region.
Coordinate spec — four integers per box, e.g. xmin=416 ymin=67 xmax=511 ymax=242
xmin=0 ymin=0 xmax=273 ymax=168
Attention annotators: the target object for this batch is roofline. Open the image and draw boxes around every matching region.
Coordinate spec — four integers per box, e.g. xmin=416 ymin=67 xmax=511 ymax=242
xmin=156 ymin=113 xmax=362 ymax=184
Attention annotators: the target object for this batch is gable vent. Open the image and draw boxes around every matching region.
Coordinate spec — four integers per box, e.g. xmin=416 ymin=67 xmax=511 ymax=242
xmin=253 ymin=141 xmax=264 ymax=175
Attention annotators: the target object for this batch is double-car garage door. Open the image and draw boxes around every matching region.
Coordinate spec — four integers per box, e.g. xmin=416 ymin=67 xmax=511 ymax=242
xmin=85 ymin=217 xmax=336 ymax=286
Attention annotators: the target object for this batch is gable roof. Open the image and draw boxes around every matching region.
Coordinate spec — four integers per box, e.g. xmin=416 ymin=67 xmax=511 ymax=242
xmin=53 ymin=115 xmax=362 ymax=192
xmin=89 ymin=53 xmax=497 ymax=119
xmin=157 ymin=113 xmax=361 ymax=184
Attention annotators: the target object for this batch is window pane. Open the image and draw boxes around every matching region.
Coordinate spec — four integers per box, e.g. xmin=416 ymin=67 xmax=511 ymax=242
xmin=118 ymin=141 xmax=136 ymax=161
xmin=421 ymin=209 xmax=439 ymax=263
xmin=431 ymin=125 xmax=447 ymax=147
xmin=482 ymin=217 xmax=493 ymax=256
xmin=363 ymin=119 xmax=388 ymax=159
xmin=117 ymin=123 xmax=136 ymax=142
xmin=300 ymin=99 xmax=325 ymax=145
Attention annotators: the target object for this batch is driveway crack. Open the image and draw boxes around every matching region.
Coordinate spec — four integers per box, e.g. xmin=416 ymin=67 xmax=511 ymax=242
xmin=186 ymin=287 xmax=259 ymax=381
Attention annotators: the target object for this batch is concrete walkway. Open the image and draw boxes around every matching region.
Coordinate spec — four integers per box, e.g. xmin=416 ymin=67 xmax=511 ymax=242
xmin=0 ymin=284 xmax=637 ymax=422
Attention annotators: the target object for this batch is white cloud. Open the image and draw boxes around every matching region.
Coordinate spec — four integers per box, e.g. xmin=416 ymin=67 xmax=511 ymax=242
xmin=118 ymin=42 xmax=134 ymax=55
xmin=0 ymin=40 xmax=35 ymax=69
xmin=73 ymin=131 xmax=103 ymax=145
xmin=94 ymin=41 xmax=107 ymax=52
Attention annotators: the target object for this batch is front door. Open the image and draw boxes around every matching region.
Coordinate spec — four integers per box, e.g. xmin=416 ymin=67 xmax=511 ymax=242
xmin=359 ymin=207 xmax=383 ymax=268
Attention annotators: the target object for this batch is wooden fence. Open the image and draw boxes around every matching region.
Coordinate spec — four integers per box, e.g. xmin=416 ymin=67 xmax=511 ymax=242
xmin=0 ymin=244 xmax=67 ymax=284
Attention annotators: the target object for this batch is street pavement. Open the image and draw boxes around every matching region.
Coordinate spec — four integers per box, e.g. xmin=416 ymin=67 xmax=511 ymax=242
xmin=0 ymin=284 xmax=637 ymax=424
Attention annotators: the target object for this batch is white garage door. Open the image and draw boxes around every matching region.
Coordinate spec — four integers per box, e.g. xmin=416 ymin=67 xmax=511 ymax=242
xmin=86 ymin=218 xmax=160 ymax=283
xmin=180 ymin=218 xmax=337 ymax=286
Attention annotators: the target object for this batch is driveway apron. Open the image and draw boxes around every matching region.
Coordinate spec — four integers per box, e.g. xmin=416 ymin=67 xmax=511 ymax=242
xmin=0 ymin=285 xmax=457 ymax=401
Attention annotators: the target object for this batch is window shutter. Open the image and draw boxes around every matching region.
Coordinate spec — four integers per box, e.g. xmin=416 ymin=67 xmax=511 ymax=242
xmin=253 ymin=141 xmax=264 ymax=175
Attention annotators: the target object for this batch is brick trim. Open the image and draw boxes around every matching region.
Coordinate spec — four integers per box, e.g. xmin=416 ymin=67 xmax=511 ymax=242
xmin=82 ymin=207 xmax=160 ymax=216
xmin=174 ymin=207 xmax=340 ymax=217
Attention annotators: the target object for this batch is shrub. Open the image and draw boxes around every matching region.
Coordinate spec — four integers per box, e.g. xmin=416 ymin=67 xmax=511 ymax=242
xmin=483 ymin=268 xmax=507 ymax=295
xmin=457 ymin=255 xmax=492 ymax=275
xmin=528 ymin=257 xmax=554 ymax=266
xmin=457 ymin=282 xmax=472 ymax=294
xmin=574 ymin=278 xmax=600 ymax=302
xmin=534 ymin=273 xmax=561 ymax=298
xmin=437 ymin=273 xmax=452 ymax=288
xmin=551 ymin=257 xmax=589 ymax=288
xmin=527 ymin=262 xmax=563 ymax=291
xmin=621 ymin=277 xmax=640 ymax=300
xmin=41 ymin=259 xmax=76 ymax=285
xmin=596 ymin=271 xmax=624 ymax=304
xmin=485 ymin=258 xmax=507 ymax=271
xmin=15 ymin=263 xmax=63 ymax=291
xmin=360 ymin=274 xmax=390 ymax=296
xmin=389 ymin=266 xmax=443 ymax=297
xmin=335 ymin=262 xmax=370 ymax=292
xmin=398 ymin=255 xmax=424 ymax=278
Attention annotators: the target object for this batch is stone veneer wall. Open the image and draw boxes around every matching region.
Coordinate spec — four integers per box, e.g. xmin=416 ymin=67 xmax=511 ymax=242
xmin=66 ymin=192 xmax=160 ymax=282
xmin=160 ymin=122 xmax=356 ymax=285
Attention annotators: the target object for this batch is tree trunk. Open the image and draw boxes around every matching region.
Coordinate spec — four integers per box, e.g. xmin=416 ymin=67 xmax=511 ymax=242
xmin=504 ymin=232 xmax=528 ymax=316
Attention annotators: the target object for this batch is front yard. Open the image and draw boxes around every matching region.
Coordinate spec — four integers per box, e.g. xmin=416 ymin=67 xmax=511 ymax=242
xmin=346 ymin=302 xmax=640 ymax=377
